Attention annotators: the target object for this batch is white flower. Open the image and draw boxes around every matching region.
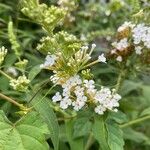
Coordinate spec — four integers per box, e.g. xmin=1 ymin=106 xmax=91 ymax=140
xmin=40 ymin=54 xmax=57 ymax=68
xmin=135 ymin=46 xmax=142 ymax=55
xmin=116 ymin=56 xmax=122 ymax=62
xmin=98 ymin=53 xmax=107 ymax=63
xmin=117 ymin=21 xmax=135 ymax=32
xmin=6 ymin=67 xmax=18 ymax=77
xmin=52 ymin=92 xmax=62 ymax=102
xmin=74 ymin=86 xmax=84 ymax=97
xmin=112 ymin=38 xmax=129 ymax=50
xmin=0 ymin=46 xmax=7 ymax=65
xmin=50 ymin=74 xmax=60 ymax=84
xmin=94 ymin=105 xmax=106 ymax=115
xmin=72 ymin=99 xmax=86 ymax=111
xmin=94 ymin=86 xmax=121 ymax=112
xmin=132 ymin=24 xmax=150 ymax=48
xmin=94 ymin=87 xmax=111 ymax=103
xmin=60 ymin=97 xmax=72 ymax=109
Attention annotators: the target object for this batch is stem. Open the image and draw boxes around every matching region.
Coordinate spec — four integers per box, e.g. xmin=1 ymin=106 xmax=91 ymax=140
xmin=82 ymin=60 xmax=99 ymax=70
xmin=0 ymin=70 xmax=13 ymax=80
xmin=0 ymin=92 xmax=28 ymax=110
xmin=28 ymin=78 xmax=50 ymax=103
xmin=120 ymin=115 xmax=150 ymax=128
xmin=115 ymin=69 xmax=126 ymax=92
xmin=84 ymin=132 xmax=94 ymax=150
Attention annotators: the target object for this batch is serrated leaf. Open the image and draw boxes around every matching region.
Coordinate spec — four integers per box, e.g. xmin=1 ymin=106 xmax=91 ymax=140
xmin=28 ymin=65 xmax=41 ymax=81
xmin=65 ymin=120 xmax=84 ymax=150
xmin=107 ymin=111 xmax=128 ymax=124
xmin=106 ymin=122 xmax=124 ymax=150
xmin=73 ymin=117 xmax=92 ymax=138
xmin=0 ymin=111 xmax=49 ymax=150
xmin=30 ymin=95 xmax=59 ymax=150
xmin=92 ymin=116 xmax=110 ymax=150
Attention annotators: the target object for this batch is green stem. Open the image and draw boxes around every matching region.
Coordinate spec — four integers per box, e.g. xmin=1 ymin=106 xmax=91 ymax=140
xmin=120 ymin=115 xmax=150 ymax=128
xmin=84 ymin=132 xmax=94 ymax=150
xmin=82 ymin=60 xmax=99 ymax=70
xmin=115 ymin=69 xmax=126 ymax=92
xmin=0 ymin=92 xmax=28 ymax=111
xmin=0 ymin=70 xmax=13 ymax=80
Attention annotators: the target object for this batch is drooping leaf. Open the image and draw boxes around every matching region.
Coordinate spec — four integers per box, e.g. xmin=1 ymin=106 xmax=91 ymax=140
xmin=0 ymin=111 xmax=49 ymax=150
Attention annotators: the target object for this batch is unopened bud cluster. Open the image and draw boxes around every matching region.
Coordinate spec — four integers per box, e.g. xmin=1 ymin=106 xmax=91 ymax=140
xmin=0 ymin=46 xmax=7 ymax=65
xmin=10 ymin=75 xmax=30 ymax=92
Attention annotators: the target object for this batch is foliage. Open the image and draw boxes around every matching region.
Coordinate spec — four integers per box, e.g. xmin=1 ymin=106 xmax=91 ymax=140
xmin=0 ymin=0 xmax=150 ymax=150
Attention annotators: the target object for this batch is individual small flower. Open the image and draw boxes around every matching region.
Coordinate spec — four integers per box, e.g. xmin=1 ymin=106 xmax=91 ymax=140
xmin=98 ymin=53 xmax=107 ymax=63
xmin=135 ymin=46 xmax=142 ymax=55
xmin=52 ymin=92 xmax=62 ymax=102
xmin=116 ymin=56 xmax=123 ymax=62
xmin=60 ymin=97 xmax=72 ymax=109
xmin=6 ymin=67 xmax=18 ymax=77
xmin=0 ymin=46 xmax=7 ymax=65
xmin=40 ymin=54 xmax=57 ymax=68
xmin=84 ymin=79 xmax=96 ymax=93
xmin=72 ymin=99 xmax=86 ymax=111
xmin=94 ymin=105 xmax=106 ymax=115
xmin=9 ymin=75 xmax=30 ymax=92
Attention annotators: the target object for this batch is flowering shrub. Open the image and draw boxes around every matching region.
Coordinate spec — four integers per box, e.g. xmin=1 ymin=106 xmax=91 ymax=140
xmin=0 ymin=0 xmax=150 ymax=150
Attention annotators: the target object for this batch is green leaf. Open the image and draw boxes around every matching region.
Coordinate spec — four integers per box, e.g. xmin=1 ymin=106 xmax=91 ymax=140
xmin=73 ymin=117 xmax=92 ymax=138
xmin=30 ymin=95 xmax=59 ymax=150
xmin=0 ymin=111 xmax=49 ymax=150
xmin=123 ymin=128 xmax=150 ymax=144
xmin=140 ymin=107 xmax=150 ymax=117
xmin=28 ymin=65 xmax=41 ymax=81
xmin=65 ymin=120 xmax=84 ymax=150
xmin=107 ymin=111 xmax=128 ymax=124
xmin=106 ymin=122 xmax=124 ymax=150
xmin=120 ymin=80 xmax=142 ymax=96
xmin=92 ymin=116 xmax=110 ymax=150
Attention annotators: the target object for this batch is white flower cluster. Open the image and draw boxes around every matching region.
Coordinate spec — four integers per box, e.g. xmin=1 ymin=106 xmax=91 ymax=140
xmin=10 ymin=75 xmax=30 ymax=92
xmin=117 ymin=21 xmax=135 ymax=32
xmin=111 ymin=22 xmax=150 ymax=62
xmin=112 ymin=38 xmax=129 ymax=51
xmin=40 ymin=54 xmax=58 ymax=69
xmin=0 ymin=46 xmax=7 ymax=65
xmin=132 ymin=23 xmax=150 ymax=54
xmin=52 ymin=75 xmax=121 ymax=114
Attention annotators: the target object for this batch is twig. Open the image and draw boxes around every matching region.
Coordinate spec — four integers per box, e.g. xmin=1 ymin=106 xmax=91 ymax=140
xmin=0 ymin=92 xmax=28 ymax=110
xmin=84 ymin=132 xmax=94 ymax=150
xmin=0 ymin=70 xmax=13 ymax=80
xmin=120 ymin=115 xmax=150 ymax=128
